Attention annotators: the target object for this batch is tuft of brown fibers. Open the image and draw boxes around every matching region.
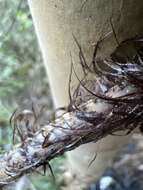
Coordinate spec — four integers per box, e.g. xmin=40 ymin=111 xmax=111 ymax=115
xmin=1 ymin=36 xmax=143 ymax=186
xmin=70 ymin=35 xmax=143 ymax=136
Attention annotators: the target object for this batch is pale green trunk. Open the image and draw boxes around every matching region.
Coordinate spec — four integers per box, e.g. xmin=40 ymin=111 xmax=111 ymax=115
xmin=28 ymin=0 xmax=143 ymax=185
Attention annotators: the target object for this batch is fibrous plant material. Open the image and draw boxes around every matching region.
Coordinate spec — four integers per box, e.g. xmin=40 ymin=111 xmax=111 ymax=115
xmin=0 ymin=37 xmax=143 ymax=187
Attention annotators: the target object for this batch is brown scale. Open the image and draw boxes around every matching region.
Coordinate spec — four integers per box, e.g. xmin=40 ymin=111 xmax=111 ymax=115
xmin=10 ymin=109 xmax=37 ymax=143
xmin=9 ymin=103 xmax=48 ymax=144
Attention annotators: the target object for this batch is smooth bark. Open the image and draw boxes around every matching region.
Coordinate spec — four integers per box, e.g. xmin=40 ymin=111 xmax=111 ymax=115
xmin=28 ymin=0 xmax=143 ymax=183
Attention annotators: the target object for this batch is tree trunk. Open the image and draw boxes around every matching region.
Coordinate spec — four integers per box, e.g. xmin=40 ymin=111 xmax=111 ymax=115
xmin=28 ymin=0 xmax=143 ymax=186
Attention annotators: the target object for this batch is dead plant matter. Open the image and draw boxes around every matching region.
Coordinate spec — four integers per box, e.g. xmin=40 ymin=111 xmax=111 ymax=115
xmin=0 ymin=37 xmax=143 ymax=186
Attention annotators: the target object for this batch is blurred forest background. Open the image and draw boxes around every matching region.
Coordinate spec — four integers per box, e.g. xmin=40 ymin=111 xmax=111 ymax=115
xmin=0 ymin=0 xmax=65 ymax=189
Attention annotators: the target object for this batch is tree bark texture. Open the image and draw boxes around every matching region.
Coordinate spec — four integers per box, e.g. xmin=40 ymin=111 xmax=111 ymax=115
xmin=27 ymin=0 xmax=143 ymax=184
xmin=0 ymin=64 xmax=143 ymax=186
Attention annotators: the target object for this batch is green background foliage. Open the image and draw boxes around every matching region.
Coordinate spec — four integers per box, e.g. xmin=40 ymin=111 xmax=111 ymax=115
xmin=0 ymin=0 xmax=65 ymax=189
